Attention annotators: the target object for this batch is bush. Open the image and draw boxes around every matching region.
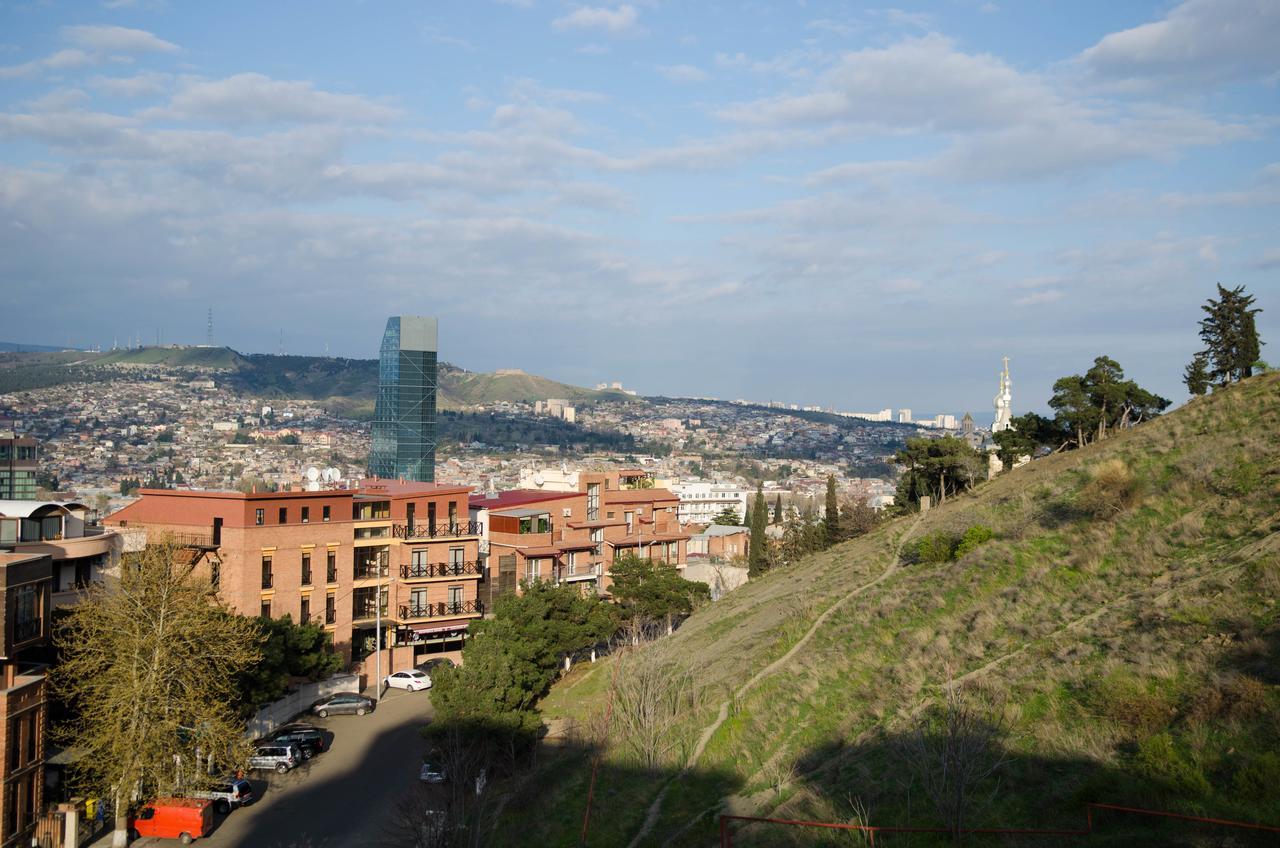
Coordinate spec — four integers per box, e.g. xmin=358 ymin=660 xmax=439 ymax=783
xmin=954 ymin=525 xmax=995 ymax=559
xmin=914 ymin=532 xmax=957 ymax=564
xmin=1078 ymin=459 xmax=1142 ymax=517
xmin=1088 ymin=672 xmax=1174 ymax=736
xmin=1133 ymin=732 xmax=1210 ymax=797
xmin=1232 ymin=751 xmax=1280 ymax=799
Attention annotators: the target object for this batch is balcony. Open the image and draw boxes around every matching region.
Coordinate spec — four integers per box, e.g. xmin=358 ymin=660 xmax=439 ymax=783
xmin=400 ymin=561 xmax=483 ymax=581
xmin=392 ymin=521 xmax=483 ymax=541
xmin=399 ymin=600 xmax=484 ymax=621
xmin=353 ymin=564 xmax=390 ymax=581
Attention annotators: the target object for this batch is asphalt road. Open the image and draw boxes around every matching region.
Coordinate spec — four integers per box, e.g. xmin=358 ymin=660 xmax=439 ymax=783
xmin=126 ymin=687 xmax=434 ymax=848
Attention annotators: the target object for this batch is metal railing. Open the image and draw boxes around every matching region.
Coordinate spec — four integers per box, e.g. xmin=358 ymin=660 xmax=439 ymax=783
xmin=393 ymin=521 xmax=483 ymax=540
xmin=400 ymin=561 xmax=482 ymax=579
xmin=399 ymin=600 xmax=484 ymax=620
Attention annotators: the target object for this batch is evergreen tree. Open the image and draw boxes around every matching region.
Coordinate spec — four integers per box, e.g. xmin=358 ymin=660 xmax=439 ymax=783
xmin=748 ymin=482 xmax=768 ymax=577
xmin=823 ymin=475 xmax=840 ymax=546
xmin=1183 ymin=353 xmax=1210 ymax=397
xmin=772 ymin=495 xmax=783 ymax=525
xmin=1199 ymin=283 xmax=1264 ymax=385
xmin=711 ymin=506 xmax=742 ymax=526
xmin=1049 ymin=356 xmax=1170 ymax=448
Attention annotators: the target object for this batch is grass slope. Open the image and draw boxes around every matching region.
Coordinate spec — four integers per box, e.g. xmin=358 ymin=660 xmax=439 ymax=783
xmin=510 ymin=372 xmax=1280 ymax=847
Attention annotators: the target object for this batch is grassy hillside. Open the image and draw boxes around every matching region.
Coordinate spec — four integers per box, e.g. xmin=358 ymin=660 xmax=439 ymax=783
xmin=446 ymin=367 xmax=628 ymax=406
xmin=94 ymin=346 xmax=248 ymax=368
xmin=505 ymin=372 xmax=1280 ymax=847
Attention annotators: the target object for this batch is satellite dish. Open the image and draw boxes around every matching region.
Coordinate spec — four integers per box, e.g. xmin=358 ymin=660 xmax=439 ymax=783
xmin=533 ymin=473 xmax=544 ymax=487
xmin=306 ymin=481 xmax=321 ymax=492
xmin=306 ymin=467 xmax=321 ymax=482
xmin=325 ymin=467 xmax=340 ymax=482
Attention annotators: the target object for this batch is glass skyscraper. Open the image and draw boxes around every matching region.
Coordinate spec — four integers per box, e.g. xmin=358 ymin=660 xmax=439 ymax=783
xmin=369 ymin=316 xmax=438 ymax=482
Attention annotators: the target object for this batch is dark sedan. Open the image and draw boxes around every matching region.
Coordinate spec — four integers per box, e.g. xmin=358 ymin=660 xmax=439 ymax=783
xmin=264 ymin=725 xmax=327 ymax=758
xmin=310 ymin=692 xmax=376 ymax=718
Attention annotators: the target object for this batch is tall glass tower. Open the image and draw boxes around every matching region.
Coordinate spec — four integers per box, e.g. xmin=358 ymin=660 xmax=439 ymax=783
xmin=369 ymin=316 xmax=438 ymax=482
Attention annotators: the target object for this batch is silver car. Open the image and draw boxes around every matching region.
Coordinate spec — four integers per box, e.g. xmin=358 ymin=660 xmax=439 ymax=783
xmin=249 ymin=744 xmax=301 ymax=774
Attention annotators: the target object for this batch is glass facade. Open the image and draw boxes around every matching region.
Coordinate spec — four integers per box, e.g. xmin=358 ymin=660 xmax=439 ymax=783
xmin=369 ymin=316 xmax=438 ymax=482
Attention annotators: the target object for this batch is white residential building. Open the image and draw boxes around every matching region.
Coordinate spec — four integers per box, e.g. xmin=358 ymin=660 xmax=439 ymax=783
xmin=669 ymin=480 xmax=751 ymax=525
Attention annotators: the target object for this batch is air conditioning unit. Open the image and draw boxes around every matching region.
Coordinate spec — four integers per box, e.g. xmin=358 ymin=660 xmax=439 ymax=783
xmin=562 ymin=508 xmax=573 ymax=518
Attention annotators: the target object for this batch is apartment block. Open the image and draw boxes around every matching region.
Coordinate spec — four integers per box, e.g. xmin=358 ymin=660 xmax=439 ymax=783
xmin=0 ymin=501 xmax=122 ymax=607
xmin=0 ymin=436 xmax=37 ymax=501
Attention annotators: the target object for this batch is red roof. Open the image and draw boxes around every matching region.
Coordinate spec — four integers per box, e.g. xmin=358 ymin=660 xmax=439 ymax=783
xmin=355 ymin=479 xmax=471 ymax=497
xmin=603 ymin=489 xmax=679 ymax=505
xmin=469 ymin=490 xmax=583 ymax=510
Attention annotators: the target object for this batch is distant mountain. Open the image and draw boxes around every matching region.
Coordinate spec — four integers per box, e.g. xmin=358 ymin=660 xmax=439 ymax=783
xmin=0 ymin=341 xmax=79 ymax=353
xmin=0 ymin=346 xmax=631 ymax=414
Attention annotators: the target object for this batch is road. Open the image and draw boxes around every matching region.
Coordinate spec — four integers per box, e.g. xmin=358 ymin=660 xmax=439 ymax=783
xmin=121 ymin=687 xmax=434 ymax=848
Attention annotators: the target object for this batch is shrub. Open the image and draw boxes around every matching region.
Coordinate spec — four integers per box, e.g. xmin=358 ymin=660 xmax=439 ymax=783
xmin=913 ymin=532 xmax=957 ymax=565
xmin=1133 ymin=733 xmax=1210 ymax=797
xmin=954 ymin=525 xmax=995 ymax=559
xmin=1088 ymin=672 xmax=1174 ymax=736
xmin=1078 ymin=459 xmax=1142 ymax=517
xmin=1232 ymin=752 xmax=1280 ymax=799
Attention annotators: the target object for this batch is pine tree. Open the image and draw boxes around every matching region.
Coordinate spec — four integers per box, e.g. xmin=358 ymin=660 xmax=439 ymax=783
xmin=1183 ymin=353 xmax=1210 ymax=397
xmin=772 ymin=495 xmax=783 ymax=525
xmin=1199 ymin=284 xmax=1264 ymax=385
xmin=823 ymin=475 xmax=840 ymax=547
xmin=748 ymin=482 xmax=768 ymax=577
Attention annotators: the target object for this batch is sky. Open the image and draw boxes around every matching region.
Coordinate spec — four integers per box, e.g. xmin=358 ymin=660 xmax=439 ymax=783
xmin=1 ymin=0 xmax=1277 ymax=418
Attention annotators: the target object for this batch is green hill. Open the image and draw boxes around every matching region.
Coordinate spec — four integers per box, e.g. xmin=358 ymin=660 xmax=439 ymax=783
xmin=507 ymin=373 xmax=1280 ymax=846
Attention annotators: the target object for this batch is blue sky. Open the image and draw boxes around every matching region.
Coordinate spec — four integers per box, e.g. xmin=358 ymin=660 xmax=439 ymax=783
xmin=1 ymin=0 xmax=1277 ymax=418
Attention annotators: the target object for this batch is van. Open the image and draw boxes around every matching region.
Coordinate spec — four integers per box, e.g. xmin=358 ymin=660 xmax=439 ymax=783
xmin=129 ymin=797 xmax=214 ymax=843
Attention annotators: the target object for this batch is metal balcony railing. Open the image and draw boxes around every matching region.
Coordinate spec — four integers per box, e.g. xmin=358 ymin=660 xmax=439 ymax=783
xmin=400 ymin=561 xmax=482 ymax=580
xmin=394 ymin=521 xmax=483 ymax=540
xmin=399 ymin=600 xmax=484 ymax=620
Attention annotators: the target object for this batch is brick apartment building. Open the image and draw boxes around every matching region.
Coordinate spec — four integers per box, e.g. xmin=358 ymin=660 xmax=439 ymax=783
xmin=105 ymin=481 xmax=481 ymax=677
xmin=0 ymin=552 xmax=52 ymax=848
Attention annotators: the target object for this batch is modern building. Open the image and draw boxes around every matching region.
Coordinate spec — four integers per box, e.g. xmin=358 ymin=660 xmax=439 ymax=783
xmin=897 ymin=409 xmax=912 ymax=424
xmin=0 ymin=435 xmax=37 ymax=501
xmin=0 ymin=501 xmax=122 ymax=607
xmin=0 ymin=551 xmax=52 ymax=848
xmin=369 ymin=316 xmax=439 ymax=483
xmin=668 ymin=481 xmax=751 ymax=526
xmin=687 ymin=524 xmax=750 ymax=561
xmin=104 ymin=481 xmax=481 ymax=675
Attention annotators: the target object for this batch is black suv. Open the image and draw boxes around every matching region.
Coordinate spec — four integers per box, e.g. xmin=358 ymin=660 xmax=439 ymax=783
xmin=264 ymin=725 xmax=327 ymax=759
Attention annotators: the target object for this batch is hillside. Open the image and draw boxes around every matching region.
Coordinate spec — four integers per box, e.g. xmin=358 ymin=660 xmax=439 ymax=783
xmin=0 ymin=346 xmax=626 ymax=412
xmin=509 ymin=373 xmax=1280 ymax=846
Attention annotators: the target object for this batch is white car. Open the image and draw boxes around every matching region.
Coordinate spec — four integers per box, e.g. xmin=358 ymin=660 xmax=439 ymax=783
xmin=385 ymin=669 xmax=432 ymax=691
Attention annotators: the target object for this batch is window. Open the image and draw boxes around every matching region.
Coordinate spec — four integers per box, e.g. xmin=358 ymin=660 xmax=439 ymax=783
xmin=449 ymin=547 xmax=464 ymax=568
xmin=278 ymin=507 xmax=288 ymax=524
xmin=12 ymin=585 xmax=39 ymax=643
xmin=625 ymin=511 xmax=634 ymax=532
xmin=25 ymin=713 xmax=35 ymax=766
xmin=411 ymin=549 xmax=428 ymax=568
xmin=410 ymin=588 xmax=428 ymax=610
xmin=566 ymin=551 xmax=577 ymax=575
xmin=448 ymin=585 xmax=463 ymax=609
xmin=301 ymin=551 xmax=312 ymax=585
xmin=300 ymin=596 xmax=310 ymax=623
xmin=427 ymin=502 xmax=437 ymax=529
xmin=255 ymin=509 xmax=264 ymax=526
xmin=327 ymin=550 xmax=337 ymax=582
xmin=526 ymin=559 xmax=540 ymax=583
xmin=261 ymin=555 xmax=273 ymax=589
xmin=406 ymin=503 xmax=415 ymax=533
xmin=591 ymin=528 xmax=603 ymax=557
xmin=448 ymin=501 xmax=458 ymax=528
xmin=325 ymin=593 xmax=336 ymax=623
xmin=301 ymin=506 xmax=310 ymax=524
xmin=587 ymin=482 xmax=600 ymax=521
xmin=260 ymin=599 xmax=271 ymax=618
xmin=323 ymin=505 xmax=331 ymax=522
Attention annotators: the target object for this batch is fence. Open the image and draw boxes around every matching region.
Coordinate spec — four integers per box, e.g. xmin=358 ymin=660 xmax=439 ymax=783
xmin=718 ymin=803 xmax=1280 ymax=845
xmin=245 ymin=673 xmax=361 ymax=738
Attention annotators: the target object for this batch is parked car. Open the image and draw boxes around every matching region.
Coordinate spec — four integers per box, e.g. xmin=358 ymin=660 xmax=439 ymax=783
xmin=265 ymin=725 xmax=327 ymax=759
xmin=189 ymin=779 xmax=255 ymax=814
xmin=311 ymin=692 xmax=376 ymax=717
xmin=416 ymin=657 xmax=457 ymax=675
xmin=419 ymin=761 xmax=446 ymax=783
xmin=249 ymin=743 xmax=302 ymax=774
xmin=385 ymin=669 xmax=432 ymax=691
xmin=129 ymin=798 xmax=213 ymax=844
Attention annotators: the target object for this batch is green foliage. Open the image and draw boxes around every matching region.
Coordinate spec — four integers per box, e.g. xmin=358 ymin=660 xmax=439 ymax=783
xmin=441 ymin=410 xmax=640 ymax=453
xmin=711 ymin=506 xmax=742 ymax=526
xmin=823 ymin=475 xmax=840 ymax=546
xmin=1133 ymin=733 xmax=1210 ymax=797
xmin=1050 ymin=356 xmax=1171 ymax=448
xmin=609 ymin=554 xmax=710 ymax=622
xmin=155 ymin=429 xmax=174 ymax=443
xmin=992 ymin=412 xmax=1063 ymax=466
xmin=235 ymin=614 xmax=342 ymax=711
xmin=1198 ymin=283 xmax=1264 ymax=386
xmin=772 ymin=495 xmax=783 ymax=525
xmin=954 ymin=525 xmax=995 ymax=559
xmin=1232 ymin=752 xmax=1280 ymax=800
xmin=908 ymin=525 xmax=995 ymax=564
xmin=748 ymin=482 xmax=769 ymax=577
xmin=894 ymin=435 xmax=985 ymax=506
xmin=119 ymin=477 xmax=142 ymax=495
xmin=1183 ymin=353 xmax=1211 ymax=397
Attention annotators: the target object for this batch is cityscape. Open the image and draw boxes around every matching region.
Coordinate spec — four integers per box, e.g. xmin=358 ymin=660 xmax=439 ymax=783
xmin=1 ymin=2 xmax=1278 ymax=848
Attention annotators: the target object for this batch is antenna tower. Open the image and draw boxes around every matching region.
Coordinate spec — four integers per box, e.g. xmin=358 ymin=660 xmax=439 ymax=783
xmin=207 ymin=308 xmax=213 ymax=346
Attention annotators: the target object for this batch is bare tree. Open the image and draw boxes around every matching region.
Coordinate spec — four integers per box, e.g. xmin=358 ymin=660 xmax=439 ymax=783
xmin=899 ymin=684 xmax=1008 ymax=840
xmin=52 ymin=538 xmax=262 ymax=847
xmin=610 ymin=652 xmax=697 ymax=770
xmin=383 ymin=728 xmax=505 ymax=848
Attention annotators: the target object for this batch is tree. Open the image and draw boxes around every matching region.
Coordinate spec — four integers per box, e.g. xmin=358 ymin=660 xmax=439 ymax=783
xmin=748 ymin=482 xmax=768 ymax=577
xmin=1049 ymin=357 xmax=1170 ymax=449
xmin=711 ymin=506 xmax=742 ymax=526
xmin=1183 ymin=353 xmax=1210 ymax=397
xmin=1198 ymin=283 xmax=1263 ymax=385
xmin=609 ymin=554 xmax=710 ymax=632
xmin=772 ymin=495 xmax=783 ymax=525
xmin=838 ymin=498 xmax=880 ymax=540
xmin=991 ymin=412 xmax=1065 ymax=467
xmin=119 ymin=477 xmax=142 ymax=496
xmin=52 ymin=538 xmax=262 ymax=846
xmin=823 ymin=475 xmax=840 ymax=546
xmin=894 ymin=436 xmax=985 ymax=507
xmin=235 ymin=614 xmax=342 ymax=712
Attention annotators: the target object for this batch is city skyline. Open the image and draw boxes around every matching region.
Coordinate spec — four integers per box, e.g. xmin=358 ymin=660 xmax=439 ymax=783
xmin=2 ymin=0 xmax=1277 ymax=413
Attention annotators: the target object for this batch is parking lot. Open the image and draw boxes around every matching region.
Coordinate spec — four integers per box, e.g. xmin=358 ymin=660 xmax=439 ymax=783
xmin=119 ymin=687 xmax=434 ymax=848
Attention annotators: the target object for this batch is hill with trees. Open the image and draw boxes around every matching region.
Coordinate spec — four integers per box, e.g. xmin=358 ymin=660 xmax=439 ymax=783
xmin=487 ymin=370 xmax=1280 ymax=846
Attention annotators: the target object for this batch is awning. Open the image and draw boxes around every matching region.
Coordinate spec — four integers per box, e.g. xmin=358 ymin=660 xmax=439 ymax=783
xmin=557 ymin=540 xmax=598 ymax=551
xmin=409 ymin=622 xmax=472 ymax=636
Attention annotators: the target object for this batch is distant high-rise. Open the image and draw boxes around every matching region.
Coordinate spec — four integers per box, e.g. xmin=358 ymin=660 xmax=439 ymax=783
xmin=0 ymin=428 xmax=38 ymax=500
xmin=369 ymin=316 xmax=438 ymax=482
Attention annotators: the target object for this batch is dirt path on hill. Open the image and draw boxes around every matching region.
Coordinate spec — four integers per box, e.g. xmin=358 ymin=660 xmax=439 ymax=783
xmin=623 ymin=515 xmax=925 ymax=848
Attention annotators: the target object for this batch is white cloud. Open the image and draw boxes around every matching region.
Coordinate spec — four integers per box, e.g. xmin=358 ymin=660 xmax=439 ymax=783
xmin=0 ymin=49 xmax=94 ymax=80
xmin=62 ymin=25 xmax=179 ymax=54
xmin=89 ymin=71 xmax=172 ymax=97
xmin=152 ymin=73 xmax=401 ymax=125
xmin=1078 ymin=0 xmax=1280 ymax=87
xmin=1014 ymin=289 xmax=1063 ymax=307
xmin=552 ymin=5 xmax=639 ymax=35
xmin=657 ymin=64 xmax=707 ymax=84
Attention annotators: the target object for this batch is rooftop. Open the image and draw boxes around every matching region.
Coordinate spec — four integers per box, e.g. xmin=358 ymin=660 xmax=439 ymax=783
xmin=354 ymin=479 xmax=471 ymax=497
xmin=469 ymin=489 xmax=582 ymax=510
